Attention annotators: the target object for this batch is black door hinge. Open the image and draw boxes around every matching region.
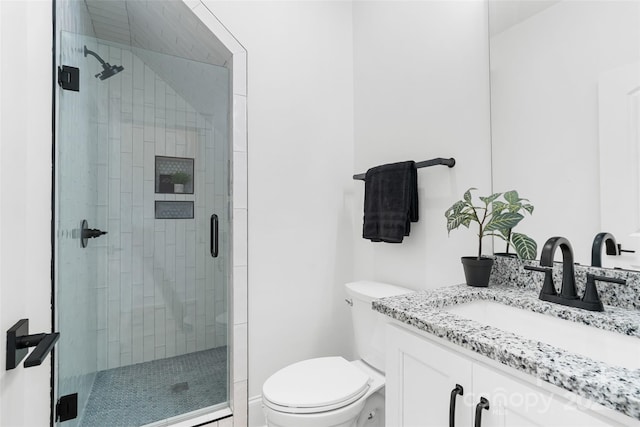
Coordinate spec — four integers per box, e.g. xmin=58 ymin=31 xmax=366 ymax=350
xmin=56 ymin=393 xmax=78 ymax=422
xmin=58 ymin=66 xmax=79 ymax=91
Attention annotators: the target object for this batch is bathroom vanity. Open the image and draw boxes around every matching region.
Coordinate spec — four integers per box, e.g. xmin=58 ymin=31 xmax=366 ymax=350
xmin=374 ymin=257 xmax=640 ymax=426
xmin=385 ymin=324 xmax=621 ymax=426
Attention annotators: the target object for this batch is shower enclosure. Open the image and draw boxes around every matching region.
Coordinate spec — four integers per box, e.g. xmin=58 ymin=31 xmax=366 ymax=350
xmin=54 ymin=1 xmax=234 ymax=425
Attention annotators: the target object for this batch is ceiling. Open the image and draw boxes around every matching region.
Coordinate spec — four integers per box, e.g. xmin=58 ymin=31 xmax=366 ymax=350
xmin=84 ymin=0 xmax=231 ymax=67
xmin=81 ymin=0 xmax=231 ymax=125
xmin=489 ymin=0 xmax=561 ymax=36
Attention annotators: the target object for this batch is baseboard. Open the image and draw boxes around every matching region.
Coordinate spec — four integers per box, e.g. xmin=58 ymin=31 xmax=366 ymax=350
xmin=248 ymin=395 xmax=266 ymax=427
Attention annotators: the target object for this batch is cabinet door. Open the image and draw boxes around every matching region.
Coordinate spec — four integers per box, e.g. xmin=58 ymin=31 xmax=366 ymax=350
xmin=472 ymin=363 xmax=618 ymax=427
xmin=386 ymin=324 xmax=473 ymax=427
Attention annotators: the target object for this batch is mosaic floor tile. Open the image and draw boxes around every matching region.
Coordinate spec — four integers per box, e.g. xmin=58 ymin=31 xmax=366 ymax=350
xmin=80 ymin=347 xmax=227 ymax=427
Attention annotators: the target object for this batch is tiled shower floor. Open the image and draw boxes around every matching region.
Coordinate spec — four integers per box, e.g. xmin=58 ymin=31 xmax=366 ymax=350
xmin=80 ymin=347 xmax=228 ymax=427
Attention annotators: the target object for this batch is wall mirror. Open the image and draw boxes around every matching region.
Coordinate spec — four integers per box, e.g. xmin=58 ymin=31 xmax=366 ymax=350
xmin=488 ymin=0 xmax=640 ymax=270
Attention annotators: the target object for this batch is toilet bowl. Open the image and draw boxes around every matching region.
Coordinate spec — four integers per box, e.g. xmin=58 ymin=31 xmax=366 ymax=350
xmin=262 ymin=281 xmax=412 ymax=427
xmin=263 ymin=357 xmax=384 ymax=427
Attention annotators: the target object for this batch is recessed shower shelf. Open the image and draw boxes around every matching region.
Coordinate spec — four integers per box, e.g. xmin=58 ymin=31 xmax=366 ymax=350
xmin=155 ymin=201 xmax=194 ymax=219
xmin=155 ymin=156 xmax=195 ymax=194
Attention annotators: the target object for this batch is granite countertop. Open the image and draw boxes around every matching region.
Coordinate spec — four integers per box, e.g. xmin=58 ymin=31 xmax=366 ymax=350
xmin=373 ymin=284 xmax=640 ymax=421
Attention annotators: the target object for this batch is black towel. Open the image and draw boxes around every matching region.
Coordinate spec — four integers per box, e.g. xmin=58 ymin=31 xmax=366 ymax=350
xmin=362 ymin=161 xmax=418 ymax=243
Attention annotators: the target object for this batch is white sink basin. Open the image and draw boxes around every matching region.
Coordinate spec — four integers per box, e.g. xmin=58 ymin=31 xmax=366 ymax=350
xmin=444 ymin=300 xmax=640 ymax=370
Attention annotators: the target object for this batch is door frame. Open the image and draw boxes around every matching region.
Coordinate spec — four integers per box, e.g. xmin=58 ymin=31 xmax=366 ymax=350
xmin=0 ymin=1 xmax=55 ymax=426
xmin=50 ymin=1 xmax=248 ymax=425
xmin=0 ymin=1 xmax=247 ymax=426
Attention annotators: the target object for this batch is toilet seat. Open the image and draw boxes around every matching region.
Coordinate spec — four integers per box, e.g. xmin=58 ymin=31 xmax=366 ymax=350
xmin=262 ymin=357 xmax=371 ymax=414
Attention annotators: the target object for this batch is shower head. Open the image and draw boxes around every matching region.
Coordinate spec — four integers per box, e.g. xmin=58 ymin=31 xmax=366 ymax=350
xmin=96 ymin=63 xmax=124 ymax=80
xmin=83 ymin=45 xmax=124 ymax=80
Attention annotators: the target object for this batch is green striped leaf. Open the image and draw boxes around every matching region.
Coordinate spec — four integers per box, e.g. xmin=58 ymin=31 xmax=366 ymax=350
xmin=491 ymin=201 xmax=508 ymax=214
xmin=511 ymin=233 xmax=537 ymax=260
xmin=479 ymin=193 xmax=502 ymax=204
xmin=504 ymin=190 xmax=520 ymax=204
xmin=484 ymin=212 xmax=523 ymax=232
xmin=447 ymin=213 xmax=474 ymax=233
xmin=450 ymin=200 xmax=467 ymax=215
xmin=463 ymin=188 xmax=476 ymax=203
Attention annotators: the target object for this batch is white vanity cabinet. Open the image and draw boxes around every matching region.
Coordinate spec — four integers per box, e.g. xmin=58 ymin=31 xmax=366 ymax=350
xmin=472 ymin=363 xmax=613 ymax=426
xmin=386 ymin=322 xmax=473 ymax=426
xmin=386 ymin=323 xmax=627 ymax=427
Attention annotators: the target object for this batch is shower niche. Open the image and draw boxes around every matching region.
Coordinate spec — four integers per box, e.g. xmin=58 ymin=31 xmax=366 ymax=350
xmin=155 ymin=156 xmax=195 ymax=194
xmin=155 ymin=201 xmax=195 ymax=220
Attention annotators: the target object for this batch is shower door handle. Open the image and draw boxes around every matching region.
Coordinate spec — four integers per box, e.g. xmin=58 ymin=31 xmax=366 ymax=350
xmin=210 ymin=214 xmax=219 ymax=258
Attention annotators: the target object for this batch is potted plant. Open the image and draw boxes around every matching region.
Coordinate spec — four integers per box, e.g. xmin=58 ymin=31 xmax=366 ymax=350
xmin=172 ymin=172 xmax=190 ymax=193
xmin=493 ymin=190 xmax=536 ymax=258
xmin=445 ymin=188 xmax=536 ymax=287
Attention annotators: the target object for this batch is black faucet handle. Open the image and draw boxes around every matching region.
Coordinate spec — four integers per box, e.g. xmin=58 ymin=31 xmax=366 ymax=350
xmin=524 ymin=265 xmax=557 ymax=297
xmin=617 ymin=244 xmax=636 ymax=254
xmin=524 ymin=265 xmax=551 ymax=273
xmin=581 ymin=274 xmax=605 ymax=312
xmin=590 ymin=274 xmax=626 ymax=285
xmin=580 ymin=274 xmax=625 ymax=312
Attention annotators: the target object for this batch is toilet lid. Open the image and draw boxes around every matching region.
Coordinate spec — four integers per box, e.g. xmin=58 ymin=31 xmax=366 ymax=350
xmin=262 ymin=357 xmax=370 ymax=414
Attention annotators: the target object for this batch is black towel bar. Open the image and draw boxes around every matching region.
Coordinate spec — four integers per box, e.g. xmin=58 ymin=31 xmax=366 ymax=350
xmin=353 ymin=157 xmax=455 ymax=180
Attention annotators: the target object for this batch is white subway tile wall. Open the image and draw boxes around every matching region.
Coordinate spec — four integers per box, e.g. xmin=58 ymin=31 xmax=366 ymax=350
xmin=95 ymin=42 xmax=230 ymax=371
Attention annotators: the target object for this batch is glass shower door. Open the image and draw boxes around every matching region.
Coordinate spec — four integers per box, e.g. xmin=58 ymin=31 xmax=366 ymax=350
xmin=54 ymin=23 xmax=231 ymax=427
xmin=55 ymin=31 xmax=104 ymax=427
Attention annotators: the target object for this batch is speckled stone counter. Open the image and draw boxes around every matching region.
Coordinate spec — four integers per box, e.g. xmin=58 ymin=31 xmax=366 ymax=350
xmin=372 ymin=257 xmax=640 ymax=421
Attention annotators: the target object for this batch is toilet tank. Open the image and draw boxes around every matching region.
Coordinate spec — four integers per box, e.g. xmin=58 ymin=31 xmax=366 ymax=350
xmin=345 ymin=281 xmax=413 ymax=372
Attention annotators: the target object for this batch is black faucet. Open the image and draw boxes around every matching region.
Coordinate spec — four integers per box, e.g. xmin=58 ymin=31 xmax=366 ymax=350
xmin=591 ymin=232 xmax=635 ymax=267
xmin=591 ymin=232 xmax=618 ymax=267
xmin=524 ymin=236 xmax=626 ymax=312
xmin=540 ymin=236 xmax=577 ymax=299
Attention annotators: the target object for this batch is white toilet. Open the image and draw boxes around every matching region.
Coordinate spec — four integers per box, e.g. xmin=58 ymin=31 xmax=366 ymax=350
xmin=262 ymin=281 xmax=412 ymax=427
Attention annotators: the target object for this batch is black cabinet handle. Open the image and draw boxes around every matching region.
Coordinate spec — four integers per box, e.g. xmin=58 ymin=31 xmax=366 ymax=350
xmin=210 ymin=214 xmax=219 ymax=258
xmin=474 ymin=397 xmax=490 ymax=427
xmin=449 ymin=384 xmax=464 ymax=427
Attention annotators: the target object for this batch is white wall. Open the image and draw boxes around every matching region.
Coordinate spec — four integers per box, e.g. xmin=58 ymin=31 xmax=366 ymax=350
xmin=201 ymin=0 xmax=357 ymax=403
xmin=205 ymin=1 xmax=492 ymax=420
xmin=0 ymin=1 xmax=53 ymax=426
xmin=352 ymin=1 xmax=493 ymax=290
xmin=0 ymin=2 xmax=492 ymax=426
